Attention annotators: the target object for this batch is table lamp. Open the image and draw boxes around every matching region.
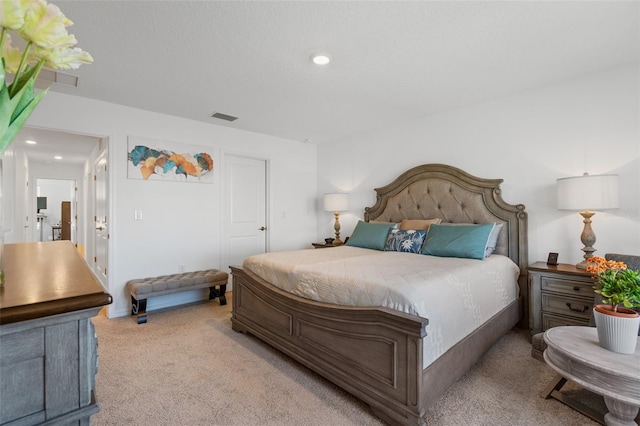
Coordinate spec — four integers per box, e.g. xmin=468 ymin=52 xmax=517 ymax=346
xmin=323 ymin=193 xmax=348 ymax=245
xmin=557 ymin=173 xmax=619 ymax=269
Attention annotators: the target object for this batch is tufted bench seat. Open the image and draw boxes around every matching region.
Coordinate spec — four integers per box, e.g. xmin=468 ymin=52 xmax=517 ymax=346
xmin=128 ymin=269 xmax=228 ymax=324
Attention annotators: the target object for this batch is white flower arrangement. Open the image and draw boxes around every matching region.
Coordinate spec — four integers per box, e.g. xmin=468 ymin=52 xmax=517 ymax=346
xmin=0 ymin=0 xmax=93 ymax=155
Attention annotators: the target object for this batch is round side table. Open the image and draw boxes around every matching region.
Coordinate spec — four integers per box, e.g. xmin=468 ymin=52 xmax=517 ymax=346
xmin=544 ymin=326 xmax=640 ymax=426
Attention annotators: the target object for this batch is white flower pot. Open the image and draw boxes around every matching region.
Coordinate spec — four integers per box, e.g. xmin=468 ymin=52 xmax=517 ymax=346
xmin=593 ymin=305 xmax=640 ymax=354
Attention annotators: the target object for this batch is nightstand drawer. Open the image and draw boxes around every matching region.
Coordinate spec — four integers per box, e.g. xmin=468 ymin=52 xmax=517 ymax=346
xmin=541 ymin=293 xmax=593 ymax=320
xmin=542 ymin=313 xmax=591 ymax=330
xmin=541 ymin=276 xmax=593 ymax=296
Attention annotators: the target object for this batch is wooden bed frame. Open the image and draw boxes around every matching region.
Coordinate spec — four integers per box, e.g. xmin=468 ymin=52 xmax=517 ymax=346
xmin=231 ymin=164 xmax=528 ymax=425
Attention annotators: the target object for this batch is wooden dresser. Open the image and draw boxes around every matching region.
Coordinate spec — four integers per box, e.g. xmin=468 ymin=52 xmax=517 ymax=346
xmin=0 ymin=241 xmax=112 ymax=425
xmin=528 ymin=261 xmax=594 ymax=335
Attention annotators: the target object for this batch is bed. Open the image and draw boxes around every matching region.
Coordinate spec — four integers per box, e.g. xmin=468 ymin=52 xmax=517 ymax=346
xmin=230 ymin=163 xmax=528 ymax=425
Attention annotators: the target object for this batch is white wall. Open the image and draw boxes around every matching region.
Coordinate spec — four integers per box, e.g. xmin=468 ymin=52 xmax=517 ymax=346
xmin=25 ymin=92 xmax=318 ymax=318
xmin=317 ymin=65 xmax=640 ymax=267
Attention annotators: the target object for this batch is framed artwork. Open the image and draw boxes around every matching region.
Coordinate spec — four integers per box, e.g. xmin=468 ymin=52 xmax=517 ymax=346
xmin=127 ymin=136 xmax=214 ymax=183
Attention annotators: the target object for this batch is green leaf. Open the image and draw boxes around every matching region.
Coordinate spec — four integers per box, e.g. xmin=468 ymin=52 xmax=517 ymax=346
xmin=0 ymin=58 xmax=5 ymax=92
xmin=0 ymin=82 xmax=13 ymax=135
xmin=0 ymin=89 xmax=47 ymax=157
xmin=9 ymin=62 xmax=40 ymax=96
xmin=10 ymin=77 xmax=36 ymax=123
xmin=0 ymin=74 xmax=35 ymax=135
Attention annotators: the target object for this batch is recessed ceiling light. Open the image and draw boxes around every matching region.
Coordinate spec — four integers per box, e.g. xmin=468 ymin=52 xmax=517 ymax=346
xmin=25 ymin=140 xmax=37 ymax=144
xmin=54 ymin=155 xmax=63 ymax=160
xmin=310 ymin=53 xmax=331 ymax=66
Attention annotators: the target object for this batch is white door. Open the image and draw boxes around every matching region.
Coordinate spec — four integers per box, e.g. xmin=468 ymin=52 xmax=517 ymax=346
xmin=0 ymin=151 xmax=16 ymax=242
xmin=20 ymin=152 xmax=30 ymax=242
xmin=22 ymin=167 xmax=29 ymax=242
xmin=223 ymin=155 xmax=267 ymax=272
xmin=71 ymin=183 xmax=77 ymax=243
xmin=93 ymin=151 xmax=108 ymax=286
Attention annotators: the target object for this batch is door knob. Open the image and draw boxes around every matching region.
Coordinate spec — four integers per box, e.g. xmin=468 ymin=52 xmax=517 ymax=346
xmin=258 ymin=226 xmax=266 ymax=231
xmin=97 ymin=226 xmax=104 ymax=231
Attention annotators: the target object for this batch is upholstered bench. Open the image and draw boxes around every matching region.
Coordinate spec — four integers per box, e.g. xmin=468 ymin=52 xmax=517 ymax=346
xmin=128 ymin=269 xmax=228 ymax=324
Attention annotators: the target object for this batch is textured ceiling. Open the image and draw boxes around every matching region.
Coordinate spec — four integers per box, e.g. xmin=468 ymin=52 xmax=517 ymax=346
xmin=17 ymin=1 xmax=640 ymax=162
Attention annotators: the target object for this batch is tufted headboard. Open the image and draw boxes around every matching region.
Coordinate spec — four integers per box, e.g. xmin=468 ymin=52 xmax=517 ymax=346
xmin=364 ymin=163 xmax=528 ymax=275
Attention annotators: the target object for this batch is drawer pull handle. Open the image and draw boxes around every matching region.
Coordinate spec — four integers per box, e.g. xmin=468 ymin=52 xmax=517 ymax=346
xmin=573 ymin=286 xmax=580 ymax=291
xmin=566 ymin=303 xmax=589 ymax=313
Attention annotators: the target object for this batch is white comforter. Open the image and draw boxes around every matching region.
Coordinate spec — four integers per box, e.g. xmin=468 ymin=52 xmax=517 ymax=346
xmin=243 ymin=246 xmax=520 ymax=368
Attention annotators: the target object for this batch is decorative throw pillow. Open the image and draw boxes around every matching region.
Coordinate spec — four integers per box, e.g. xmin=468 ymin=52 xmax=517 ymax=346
xmin=384 ymin=229 xmax=427 ymax=254
xmin=484 ymin=223 xmax=503 ymax=257
xmin=440 ymin=222 xmax=503 ymax=257
xmin=399 ymin=218 xmax=442 ymax=230
xmin=346 ymin=221 xmax=395 ymax=251
xmin=421 ymin=223 xmax=496 ymax=260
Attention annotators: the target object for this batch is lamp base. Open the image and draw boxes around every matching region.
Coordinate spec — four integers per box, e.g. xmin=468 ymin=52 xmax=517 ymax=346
xmin=577 ymin=210 xmax=597 ymax=270
xmin=333 ymin=212 xmax=344 ymax=246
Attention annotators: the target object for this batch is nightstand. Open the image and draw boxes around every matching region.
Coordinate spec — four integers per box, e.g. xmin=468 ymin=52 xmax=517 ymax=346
xmin=528 ymin=262 xmax=595 ymax=335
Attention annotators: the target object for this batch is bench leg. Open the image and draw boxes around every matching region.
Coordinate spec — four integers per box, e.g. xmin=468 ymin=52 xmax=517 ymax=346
xmin=131 ymin=296 xmax=148 ymax=324
xmin=209 ymin=284 xmax=227 ymax=306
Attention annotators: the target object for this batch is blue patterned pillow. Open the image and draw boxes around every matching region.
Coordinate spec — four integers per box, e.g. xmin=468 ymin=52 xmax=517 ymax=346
xmin=384 ymin=229 xmax=427 ymax=254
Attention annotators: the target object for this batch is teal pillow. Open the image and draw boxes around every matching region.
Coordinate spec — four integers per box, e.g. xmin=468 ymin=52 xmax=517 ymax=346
xmin=421 ymin=223 xmax=496 ymax=260
xmin=440 ymin=222 xmax=503 ymax=257
xmin=346 ymin=221 xmax=395 ymax=250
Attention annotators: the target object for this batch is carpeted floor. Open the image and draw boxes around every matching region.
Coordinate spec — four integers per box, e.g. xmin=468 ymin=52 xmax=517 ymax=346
xmin=91 ymin=297 xmax=604 ymax=425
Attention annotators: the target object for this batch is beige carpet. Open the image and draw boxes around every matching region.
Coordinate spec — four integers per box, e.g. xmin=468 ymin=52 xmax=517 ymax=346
xmin=91 ymin=297 xmax=603 ymax=426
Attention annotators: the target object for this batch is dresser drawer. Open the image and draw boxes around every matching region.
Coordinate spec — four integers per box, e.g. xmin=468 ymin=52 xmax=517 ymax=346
xmin=541 ymin=293 xmax=594 ymax=320
xmin=541 ymin=276 xmax=593 ymax=297
xmin=0 ymin=327 xmax=44 ymax=363
xmin=542 ymin=312 xmax=591 ymax=330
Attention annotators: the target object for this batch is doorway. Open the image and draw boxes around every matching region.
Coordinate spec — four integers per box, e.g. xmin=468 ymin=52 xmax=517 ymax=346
xmin=93 ymin=150 xmax=108 ymax=287
xmin=34 ymin=178 xmax=76 ymax=243
xmin=9 ymin=126 xmax=110 ymax=289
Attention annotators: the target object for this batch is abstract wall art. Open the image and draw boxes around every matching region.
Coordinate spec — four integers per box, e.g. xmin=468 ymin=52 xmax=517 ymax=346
xmin=127 ymin=136 xmax=214 ymax=183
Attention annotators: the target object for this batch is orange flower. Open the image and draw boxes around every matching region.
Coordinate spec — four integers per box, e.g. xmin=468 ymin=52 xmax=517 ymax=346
xmin=586 ymin=256 xmax=626 ymax=275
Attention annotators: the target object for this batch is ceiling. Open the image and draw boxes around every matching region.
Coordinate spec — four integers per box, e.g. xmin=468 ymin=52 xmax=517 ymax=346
xmin=16 ymin=127 xmax=99 ymax=165
xmin=15 ymin=1 xmax=640 ymax=164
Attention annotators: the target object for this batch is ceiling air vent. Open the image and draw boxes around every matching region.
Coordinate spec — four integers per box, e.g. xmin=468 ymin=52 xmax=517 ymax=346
xmin=210 ymin=112 xmax=238 ymax=122
xmin=36 ymin=68 xmax=79 ymax=88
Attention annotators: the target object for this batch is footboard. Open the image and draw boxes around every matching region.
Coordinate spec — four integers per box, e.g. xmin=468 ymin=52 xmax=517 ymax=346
xmin=231 ymin=266 xmax=428 ymax=426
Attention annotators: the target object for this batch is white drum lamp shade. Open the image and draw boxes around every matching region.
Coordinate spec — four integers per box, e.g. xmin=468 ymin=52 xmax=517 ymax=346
xmin=323 ymin=193 xmax=348 ymax=245
xmin=556 ymin=173 xmax=619 ymax=268
xmin=323 ymin=193 xmax=348 ymax=212
xmin=557 ymin=174 xmax=619 ymax=211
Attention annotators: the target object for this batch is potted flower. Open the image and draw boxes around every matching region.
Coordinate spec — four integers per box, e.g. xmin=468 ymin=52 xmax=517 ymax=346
xmin=587 ymin=256 xmax=640 ymax=354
